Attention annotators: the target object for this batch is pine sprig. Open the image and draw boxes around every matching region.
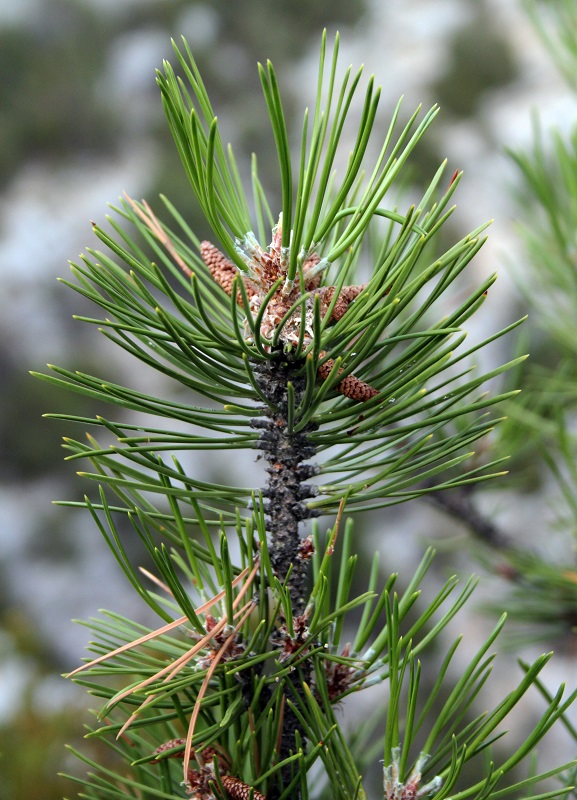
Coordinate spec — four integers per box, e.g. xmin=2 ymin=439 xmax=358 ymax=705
xmin=38 ymin=30 xmax=576 ymax=800
xmin=62 ymin=523 xmax=576 ymax=800
xmin=34 ymin=183 xmax=523 ymax=520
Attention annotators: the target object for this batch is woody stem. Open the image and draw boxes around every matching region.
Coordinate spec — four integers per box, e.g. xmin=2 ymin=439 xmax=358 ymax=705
xmin=251 ymin=351 xmax=319 ymax=610
xmin=251 ymin=350 xmax=319 ymax=796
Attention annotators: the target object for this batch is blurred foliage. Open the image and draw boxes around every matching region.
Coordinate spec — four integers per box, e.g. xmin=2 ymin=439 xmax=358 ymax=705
xmin=0 ymin=701 xmax=122 ymax=800
xmin=0 ymin=1 xmax=117 ymax=187
xmin=454 ymin=0 xmax=577 ymax=653
xmin=431 ymin=4 xmax=517 ymax=117
xmin=0 ymin=608 xmax=112 ymax=800
xmin=0 ymin=0 xmax=366 ymax=187
xmin=0 ymin=708 xmax=76 ymax=800
xmin=0 ymin=355 xmax=103 ymax=480
xmin=524 ymin=0 xmax=577 ymax=91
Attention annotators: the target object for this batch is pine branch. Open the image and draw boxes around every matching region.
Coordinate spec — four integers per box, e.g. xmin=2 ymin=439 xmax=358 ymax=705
xmin=36 ymin=29 xmax=577 ymax=800
xmin=425 ymin=485 xmax=513 ymax=549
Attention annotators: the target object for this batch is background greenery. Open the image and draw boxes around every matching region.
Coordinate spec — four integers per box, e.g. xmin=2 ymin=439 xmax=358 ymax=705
xmin=1 ymin=1 xmax=576 ymax=798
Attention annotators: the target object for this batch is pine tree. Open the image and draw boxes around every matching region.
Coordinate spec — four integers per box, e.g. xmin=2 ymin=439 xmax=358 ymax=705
xmin=35 ymin=32 xmax=576 ymax=800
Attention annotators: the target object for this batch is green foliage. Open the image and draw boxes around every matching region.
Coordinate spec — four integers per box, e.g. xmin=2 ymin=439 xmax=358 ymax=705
xmin=61 ymin=532 xmax=577 ymax=800
xmin=509 ymin=120 xmax=577 ymax=357
xmin=36 ymin=35 xmax=523 ymax=518
xmin=477 ymin=0 xmax=577 ymax=655
xmin=524 ymin=0 xmax=577 ymax=91
xmin=38 ymin=31 xmax=575 ymax=800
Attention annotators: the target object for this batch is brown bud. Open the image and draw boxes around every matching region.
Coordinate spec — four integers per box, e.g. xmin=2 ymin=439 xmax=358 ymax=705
xmin=200 ymin=241 xmax=237 ymax=296
xmin=316 ymin=285 xmax=366 ymax=322
xmin=317 ymin=357 xmax=379 ymax=401
xmin=200 ymin=241 xmax=258 ymax=305
xmin=221 ymin=775 xmax=267 ymax=800
xmin=150 ymin=738 xmax=186 ymax=762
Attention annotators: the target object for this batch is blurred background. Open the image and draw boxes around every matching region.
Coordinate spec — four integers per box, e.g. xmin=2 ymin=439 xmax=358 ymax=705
xmin=1 ymin=0 xmax=576 ymax=797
